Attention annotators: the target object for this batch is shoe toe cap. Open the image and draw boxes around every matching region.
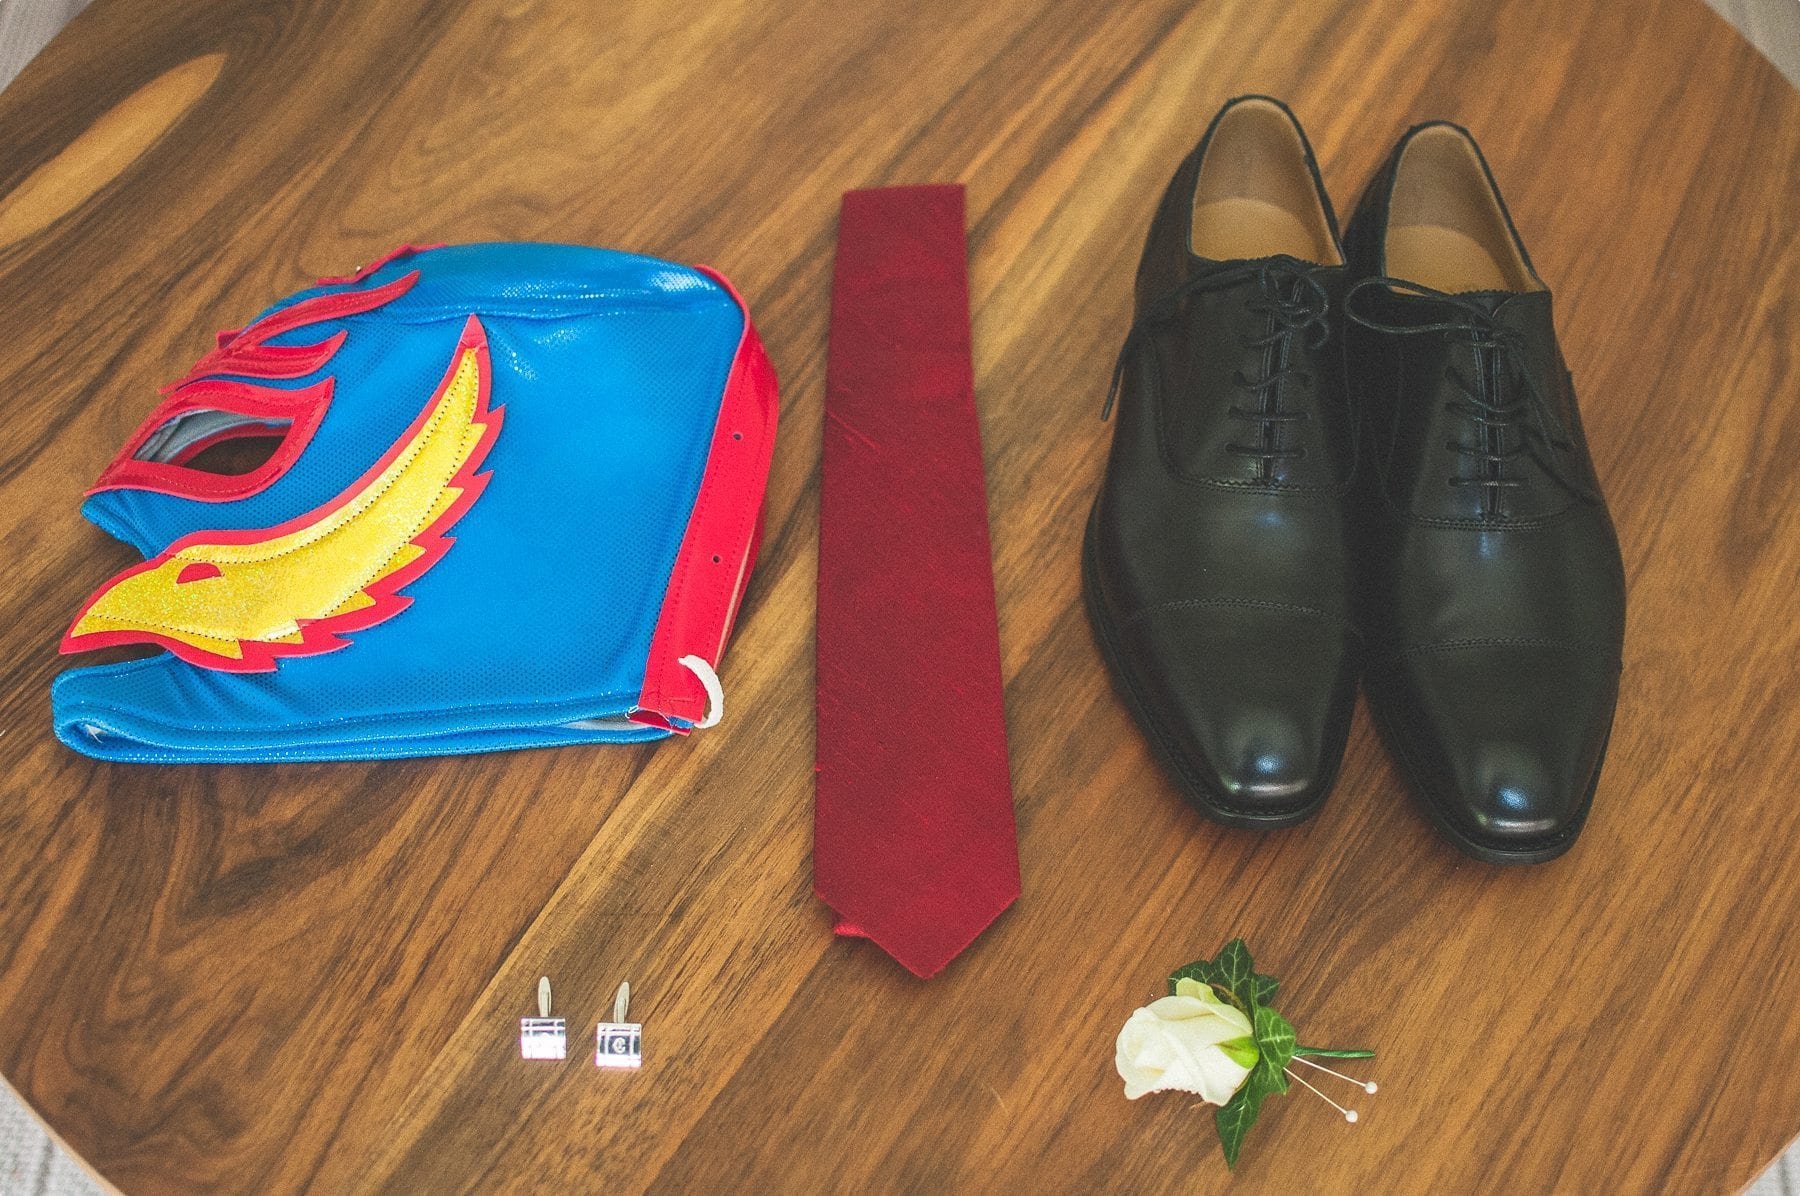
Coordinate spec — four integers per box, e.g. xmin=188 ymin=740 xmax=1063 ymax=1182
xmin=1208 ymin=710 xmax=1329 ymax=808
xmin=1374 ymin=642 xmax=1619 ymax=858
xmin=1455 ymin=744 xmax=1581 ymax=843
xmin=1119 ymin=604 xmax=1358 ymax=823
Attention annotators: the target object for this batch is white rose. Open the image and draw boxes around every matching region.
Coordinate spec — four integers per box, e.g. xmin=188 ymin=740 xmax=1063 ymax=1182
xmin=1115 ymin=979 xmax=1258 ymax=1104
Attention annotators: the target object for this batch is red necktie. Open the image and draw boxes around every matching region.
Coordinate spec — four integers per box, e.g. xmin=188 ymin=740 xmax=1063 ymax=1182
xmin=814 ymin=184 xmax=1021 ymax=979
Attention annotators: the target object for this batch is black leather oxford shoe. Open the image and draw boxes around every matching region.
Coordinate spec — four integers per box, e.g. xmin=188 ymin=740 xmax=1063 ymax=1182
xmin=1343 ymin=122 xmax=1626 ymax=864
xmin=1085 ymin=96 xmax=1360 ymax=827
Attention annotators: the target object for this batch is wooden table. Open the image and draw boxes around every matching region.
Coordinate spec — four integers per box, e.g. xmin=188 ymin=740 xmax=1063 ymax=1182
xmin=1 ymin=1 xmax=1796 ymax=1191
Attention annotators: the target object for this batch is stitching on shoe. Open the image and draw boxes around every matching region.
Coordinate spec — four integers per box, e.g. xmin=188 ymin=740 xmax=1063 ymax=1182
xmin=1122 ymin=595 xmax=1361 ymax=639
xmin=1383 ymin=636 xmax=1621 ymax=665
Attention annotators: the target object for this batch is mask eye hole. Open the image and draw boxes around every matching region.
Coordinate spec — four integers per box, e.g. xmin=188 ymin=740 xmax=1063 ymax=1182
xmin=89 ymin=376 xmax=333 ymax=504
xmin=175 ymin=431 xmax=287 ymax=475
xmin=176 ymin=562 xmax=222 ymax=585
xmin=135 ymin=414 xmax=293 ymax=476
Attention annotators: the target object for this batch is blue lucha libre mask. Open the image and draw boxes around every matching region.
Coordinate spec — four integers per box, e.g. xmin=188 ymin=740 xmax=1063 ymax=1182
xmin=53 ymin=242 xmax=778 ymax=762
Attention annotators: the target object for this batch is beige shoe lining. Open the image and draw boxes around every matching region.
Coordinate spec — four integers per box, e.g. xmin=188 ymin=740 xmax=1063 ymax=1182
xmin=1386 ymin=126 xmax=1542 ymax=293
xmin=1189 ymin=100 xmax=1340 ymax=265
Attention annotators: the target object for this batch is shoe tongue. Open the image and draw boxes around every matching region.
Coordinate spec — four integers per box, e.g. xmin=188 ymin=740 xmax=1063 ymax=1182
xmin=1183 ymin=255 xmax=1346 ymax=313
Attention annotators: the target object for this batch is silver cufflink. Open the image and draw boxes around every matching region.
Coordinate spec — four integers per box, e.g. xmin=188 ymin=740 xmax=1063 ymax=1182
xmin=520 ymin=975 xmax=567 ymax=1060
xmin=595 ymin=980 xmax=642 ymax=1069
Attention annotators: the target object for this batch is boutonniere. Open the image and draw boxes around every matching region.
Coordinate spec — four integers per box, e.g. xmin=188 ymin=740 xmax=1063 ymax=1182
xmin=1114 ymin=939 xmax=1375 ymax=1168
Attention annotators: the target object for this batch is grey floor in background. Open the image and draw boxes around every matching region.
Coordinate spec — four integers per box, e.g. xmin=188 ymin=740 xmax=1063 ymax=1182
xmin=0 ymin=0 xmax=1797 ymax=1191
xmin=1 ymin=1075 xmax=101 ymax=1196
xmin=1704 ymin=0 xmax=1800 ymax=85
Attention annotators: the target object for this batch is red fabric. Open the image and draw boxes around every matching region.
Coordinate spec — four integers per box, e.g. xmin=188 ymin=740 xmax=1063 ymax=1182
xmin=632 ymin=266 xmax=781 ymax=731
xmin=162 ymin=271 xmax=419 ymax=393
xmin=814 ymin=185 xmax=1020 ymax=979
xmin=87 ymin=377 xmax=335 ymax=501
xmin=315 ymin=242 xmax=444 ymax=285
xmin=91 ymin=271 xmax=420 ymax=502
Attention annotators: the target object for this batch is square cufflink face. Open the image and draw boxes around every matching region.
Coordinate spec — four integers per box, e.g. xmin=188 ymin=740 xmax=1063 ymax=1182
xmin=596 ymin=1022 xmax=642 ymax=1069
xmin=520 ymin=1017 xmax=567 ymax=1060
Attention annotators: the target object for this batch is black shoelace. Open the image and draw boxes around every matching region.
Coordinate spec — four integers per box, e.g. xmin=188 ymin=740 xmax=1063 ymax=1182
xmin=1344 ymin=277 xmax=1581 ymax=503
xmin=1103 ymin=262 xmax=1331 ymax=479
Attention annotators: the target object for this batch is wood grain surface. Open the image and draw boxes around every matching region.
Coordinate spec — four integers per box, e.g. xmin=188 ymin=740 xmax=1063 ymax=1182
xmin=1 ymin=0 xmax=1796 ymax=1191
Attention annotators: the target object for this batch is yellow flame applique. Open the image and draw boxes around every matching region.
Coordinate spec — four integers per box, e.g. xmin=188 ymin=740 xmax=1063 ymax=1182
xmin=62 ymin=316 xmax=502 ymax=671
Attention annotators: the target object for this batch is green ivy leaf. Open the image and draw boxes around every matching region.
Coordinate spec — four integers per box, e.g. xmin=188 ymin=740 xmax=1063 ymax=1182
xmin=1215 ymin=939 xmax=1258 ymax=1010
xmin=1214 ymin=1065 xmax=1277 ymax=1169
xmin=1168 ymin=959 xmax=1221 ymax=996
xmin=1251 ymin=1003 xmax=1296 ymax=1095
xmin=1252 ymin=974 xmax=1280 ymax=1005
xmin=1169 ymin=955 xmax=1249 ymax=1012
